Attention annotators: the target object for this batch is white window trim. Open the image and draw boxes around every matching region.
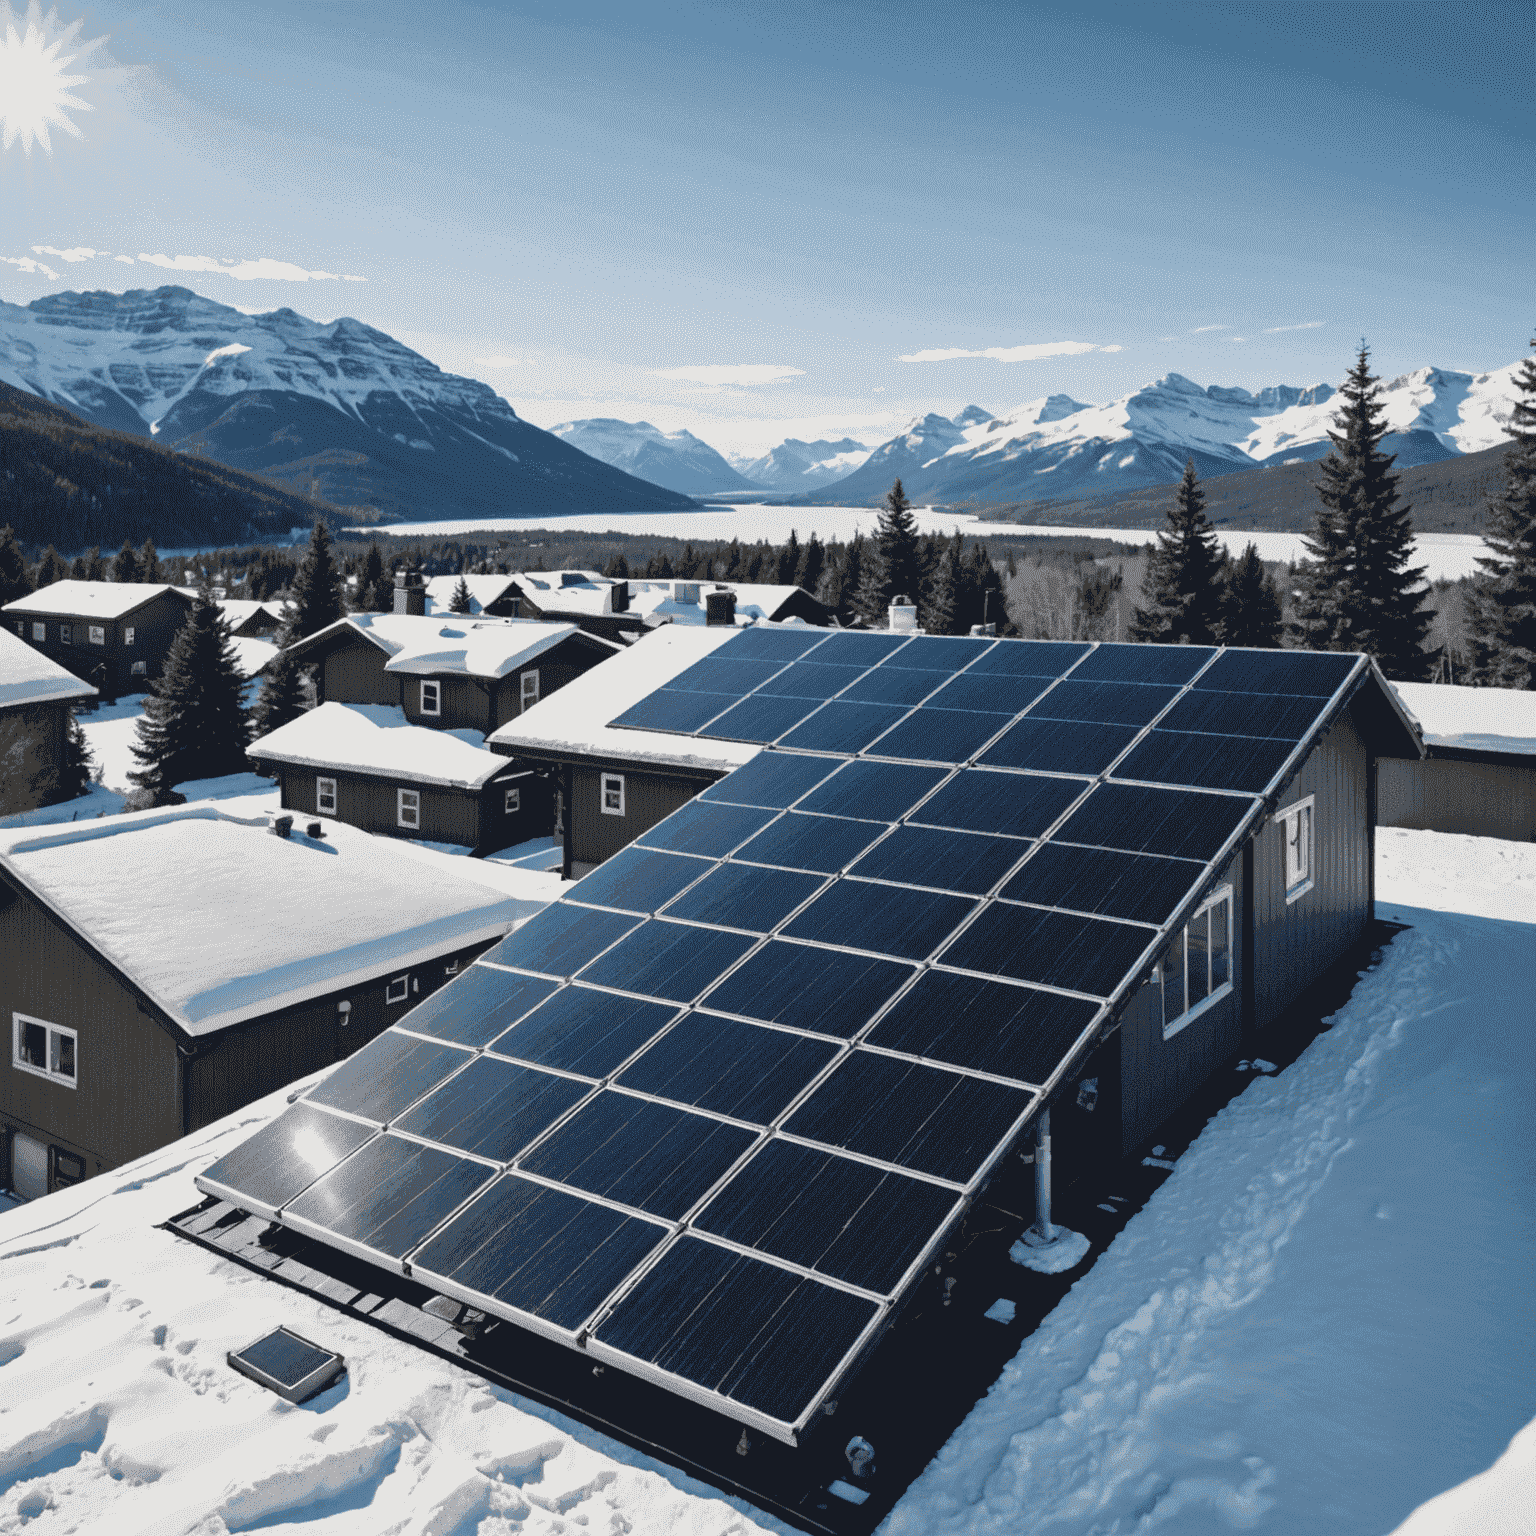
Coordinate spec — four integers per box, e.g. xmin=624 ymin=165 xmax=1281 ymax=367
xmin=504 ymin=784 xmax=521 ymax=814
xmin=316 ymin=777 xmax=338 ymax=815
xmin=520 ymin=669 xmax=540 ymax=709
xmin=31 ymin=622 xmax=45 ymax=641
xmin=385 ymin=975 xmax=410 ymax=1005
xmin=600 ymin=773 xmax=626 ymax=817
xmin=124 ymin=626 xmax=136 ymax=645
xmin=397 ymin=787 xmax=421 ymax=829
xmin=59 ymin=624 xmax=72 ymax=645
xmin=88 ymin=625 xmax=106 ymax=646
xmin=1278 ymin=795 xmax=1315 ymax=904
xmin=1159 ymin=885 xmax=1234 ymax=1041
xmin=420 ymin=680 xmax=441 ymax=717
xmin=12 ymin=1013 xmax=78 ymax=1090
xmin=130 ymin=660 xmax=146 ymax=676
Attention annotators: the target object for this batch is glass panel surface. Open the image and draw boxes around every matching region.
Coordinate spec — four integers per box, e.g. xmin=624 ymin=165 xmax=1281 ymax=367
xmin=1210 ymin=896 xmax=1232 ymax=990
xmin=561 ymin=846 xmax=713 ymax=915
xmin=1193 ymin=648 xmax=1357 ymax=697
xmin=594 ymin=1235 xmax=879 ymax=1424
xmin=306 ymin=1029 xmax=472 ymax=1126
xmin=578 ymin=919 xmax=757 ymax=1004
xmin=1069 ymin=642 xmax=1215 ymax=685
xmin=1000 ymin=842 xmax=1204 ymax=925
xmin=783 ymin=1050 xmax=1030 ymax=1183
xmin=849 ymin=824 xmax=1030 ymax=896
xmin=801 ymin=631 xmax=914 ymax=666
xmin=695 ymin=1140 xmax=960 ymax=1294
xmin=925 ymin=671 xmax=1052 ymax=715
xmin=519 ymin=1092 xmax=757 ymax=1219
xmin=664 ymin=657 xmax=786 ymax=695
xmin=941 ymin=904 xmax=1154 ymax=996
xmin=412 ymin=1174 xmax=667 ymax=1331
xmin=964 ymin=639 xmax=1090 ymax=677
xmin=483 ymin=903 xmax=642 ymax=977
xmin=285 ymin=1134 xmax=494 ymax=1261
xmin=1025 ymin=678 xmax=1180 ymax=727
xmin=1054 ymin=782 xmax=1255 ymax=861
xmin=783 ymin=879 xmax=977 ymax=961
xmin=912 ymin=768 xmax=1085 ymax=838
xmin=397 ymin=965 xmax=559 ymax=1049
xmin=754 ymin=662 xmax=868 ymax=699
xmin=695 ymin=692 xmax=821 ymax=744
xmin=490 ymin=987 xmax=679 ymax=1077
xmin=978 ymin=717 xmax=1141 ymax=777
xmin=884 ymin=635 xmax=994 ymax=671
xmin=612 ymin=689 xmax=735 ymax=734
xmin=866 ymin=970 xmax=1098 ymax=1085
xmin=839 ymin=665 xmax=945 ymax=707
xmin=777 ymin=701 xmax=912 ymax=754
xmin=199 ymin=1102 xmax=376 ymax=1211
xmin=393 ymin=1057 xmax=590 ymax=1164
xmin=701 ymin=941 xmax=915 ymax=1038
xmin=795 ymin=759 xmax=950 ymax=823
xmin=866 ymin=707 xmax=1014 ymax=765
xmin=718 ymin=626 xmax=828 ymax=662
xmin=1187 ymin=907 xmax=1211 ymax=1006
xmin=616 ymin=1014 xmax=839 ymax=1124
xmin=1158 ymin=689 xmax=1322 ymax=741
xmin=699 ymin=751 xmax=843 ymax=809
xmin=732 ymin=811 xmax=889 ymax=874
xmin=1113 ymin=730 xmax=1294 ymax=794
xmin=1163 ymin=941 xmax=1186 ymax=1021
xmin=636 ymin=800 xmax=780 ymax=859
xmin=661 ymin=862 xmax=826 ymax=931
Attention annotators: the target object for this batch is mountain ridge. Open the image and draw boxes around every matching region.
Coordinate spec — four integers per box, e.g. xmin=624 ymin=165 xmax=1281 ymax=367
xmin=550 ymin=417 xmax=758 ymax=494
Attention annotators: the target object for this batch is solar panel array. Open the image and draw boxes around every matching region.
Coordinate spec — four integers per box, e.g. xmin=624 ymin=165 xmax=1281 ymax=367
xmin=198 ymin=630 xmax=1363 ymax=1443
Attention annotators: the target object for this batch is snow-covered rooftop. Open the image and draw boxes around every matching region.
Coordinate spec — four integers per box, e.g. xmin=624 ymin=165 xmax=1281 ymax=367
xmin=0 ymin=804 xmax=553 ymax=1036
xmin=510 ymin=572 xmax=813 ymax=627
xmin=249 ymin=703 xmax=515 ymax=789
xmin=2 ymin=580 xmax=189 ymax=620
xmin=229 ymin=635 xmax=278 ymax=680
xmin=291 ymin=613 xmax=600 ymax=680
xmin=216 ymin=597 xmax=287 ymax=629
xmin=0 ymin=626 xmax=97 ymax=709
xmin=1390 ymin=681 xmax=1536 ymax=757
xmin=422 ymin=574 xmax=521 ymax=616
xmin=487 ymin=624 xmax=761 ymax=773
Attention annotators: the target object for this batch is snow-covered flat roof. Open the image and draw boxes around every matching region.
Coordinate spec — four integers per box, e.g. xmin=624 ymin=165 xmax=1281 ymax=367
xmin=0 ymin=804 xmax=552 ymax=1036
xmin=2 ymin=580 xmax=189 ymax=620
xmin=422 ymin=574 xmax=521 ymax=615
xmin=1390 ymin=681 xmax=1536 ymax=758
xmin=0 ymin=627 xmax=97 ymax=709
xmin=488 ymin=623 xmax=762 ymax=773
xmin=511 ymin=573 xmax=813 ymax=628
xmin=292 ymin=613 xmax=601 ymax=680
xmin=249 ymin=703 xmax=515 ymax=789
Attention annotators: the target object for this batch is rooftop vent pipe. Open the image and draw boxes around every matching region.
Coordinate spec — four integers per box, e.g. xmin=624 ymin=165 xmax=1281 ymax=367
xmin=706 ymin=588 xmax=738 ymax=627
xmin=888 ymin=595 xmax=917 ymax=634
xmin=269 ymin=814 xmax=293 ymax=839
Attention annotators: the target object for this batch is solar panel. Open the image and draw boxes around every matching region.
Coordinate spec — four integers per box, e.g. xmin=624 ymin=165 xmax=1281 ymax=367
xmin=1055 ymin=782 xmax=1254 ymax=862
xmin=560 ymin=845 xmax=714 ymax=916
xmin=1069 ymin=642 xmax=1215 ymax=685
xmin=396 ymin=966 xmax=560 ymax=1049
xmin=393 ymin=1057 xmax=591 ymax=1164
xmin=718 ymin=626 xmax=828 ymax=662
xmin=866 ymin=706 xmax=1014 ymax=765
xmin=1024 ymin=679 xmax=1181 ymax=727
xmin=882 ymin=635 xmax=994 ymax=670
xmin=612 ymin=689 xmax=736 ymax=734
xmin=754 ymin=661 xmax=867 ymax=699
xmin=489 ymin=986 xmax=679 ymax=1077
xmin=198 ymin=1101 xmax=375 ymax=1216
xmin=483 ymin=903 xmax=642 ymax=977
xmin=999 ymin=842 xmax=1206 ymax=926
xmin=941 ymin=903 xmax=1156 ymax=996
xmin=664 ymin=657 xmax=788 ymax=695
xmin=660 ymin=861 xmax=826 ymax=930
xmin=698 ymin=751 xmax=844 ymax=809
xmin=775 ymin=700 xmax=911 ymax=754
xmin=635 ymin=800 xmax=779 ymax=858
xmin=978 ymin=717 xmax=1141 ymax=777
xmin=912 ymin=768 xmax=1087 ymax=839
xmin=692 ymin=692 xmax=817 ymax=744
xmin=781 ymin=878 xmax=977 ymax=961
xmin=1193 ymin=647 xmax=1357 ymax=697
xmin=800 ymin=630 xmax=913 ymax=665
xmin=796 ymin=759 xmax=948 ymax=823
xmin=1157 ymin=689 xmax=1321 ymax=740
xmin=925 ymin=670 xmax=1053 ymax=715
xmin=306 ymin=1029 xmax=472 ymax=1126
xmin=847 ymin=824 xmax=1030 ymax=896
xmin=1113 ymin=729 xmax=1295 ymax=794
xmin=964 ymin=639 xmax=1089 ymax=676
xmin=839 ymin=664 xmax=945 ymax=706
xmin=700 ymin=940 xmax=915 ymax=1037
xmin=576 ymin=919 xmax=757 ymax=1003
xmin=731 ymin=810 xmax=888 ymax=874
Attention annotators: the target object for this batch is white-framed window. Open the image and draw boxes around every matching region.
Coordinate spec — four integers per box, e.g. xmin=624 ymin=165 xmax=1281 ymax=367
xmin=124 ymin=627 xmax=135 ymax=646
xmin=31 ymin=622 xmax=44 ymax=641
xmin=420 ymin=680 xmax=441 ymax=716
xmin=520 ymin=669 xmax=540 ymax=709
xmin=130 ymin=661 xmax=146 ymax=676
xmin=59 ymin=624 xmax=72 ymax=645
xmin=12 ymin=1013 xmax=78 ymax=1089
xmin=1158 ymin=886 xmax=1234 ymax=1041
xmin=504 ymin=785 xmax=521 ymax=815
xmin=444 ymin=957 xmax=459 ymax=975
xmin=398 ymin=788 xmax=421 ymax=829
xmin=1279 ymin=796 xmax=1314 ymax=903
xmin=88 ymin=625 xmax=106 ymax=646
xmin=316 ymin=777 xmax=338 ymax=815
xmin=601 ymin=773 xmax=625 ymax=817
xmin=386 ymin=975 xmax=410 ymax=1005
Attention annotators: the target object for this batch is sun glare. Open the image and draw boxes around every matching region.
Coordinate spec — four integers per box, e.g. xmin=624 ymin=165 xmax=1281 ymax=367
xmin=0 ymin=1 xmax=102 ymax=156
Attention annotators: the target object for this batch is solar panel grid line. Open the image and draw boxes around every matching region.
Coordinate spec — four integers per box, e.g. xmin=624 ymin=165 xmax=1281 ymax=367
xmin=768 ymin=1127 xmax=970 ymax=1191
xmin=851 ymin=1038 xmax=1051 ymax=1093
xmin=283 ymin=1098 xmax=388 ymax=1135
xmin=682 ymin=1225 xmax=891 ymax=1304
xmin=991 ymin=894 xmax=1162 ymax=931
xmin=925 ymin=958 xmax=1110 ymax=1005
xmin=597 ymin=1078 xmax=784 ymax=1137
xmin=477 ymin=913 xmax=645 ymax=983
xmin=1104 ymin=773 xmax=1271 ymax=801
xmin=686 ymin=1000 xmax=864 ymax=1046
xmin=375 ymin=1126 xmax=507 ymax=1171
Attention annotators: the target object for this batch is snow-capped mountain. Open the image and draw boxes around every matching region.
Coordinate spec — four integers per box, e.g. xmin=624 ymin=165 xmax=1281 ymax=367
xmin=549 ymin=418 xmax=756 ymax=494
xmin=808 ymin=367 xmax=1522 ymax=505
xmin=731 ymin=436 xmax=871 ymax=491
xmin=0 ymin=287 xmax=694 ymax=521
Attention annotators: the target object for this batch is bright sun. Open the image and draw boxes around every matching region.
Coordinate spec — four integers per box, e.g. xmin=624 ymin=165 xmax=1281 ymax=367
xmin=0 ymin=1 xmax=101 ymax=156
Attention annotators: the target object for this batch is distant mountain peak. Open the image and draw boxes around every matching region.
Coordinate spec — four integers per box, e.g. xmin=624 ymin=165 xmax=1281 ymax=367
xmin=952 ymin=404 xmax=995 ymax=428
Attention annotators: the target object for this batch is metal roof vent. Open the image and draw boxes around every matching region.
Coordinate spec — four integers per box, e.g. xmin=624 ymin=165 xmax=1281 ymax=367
xmin=706 ymin=589 xmax=737 ymax=626
xmin=888 ymin=595 xmax=918 ymax=633
xmin=228 ymin=1327 xmax=345 ymax=1403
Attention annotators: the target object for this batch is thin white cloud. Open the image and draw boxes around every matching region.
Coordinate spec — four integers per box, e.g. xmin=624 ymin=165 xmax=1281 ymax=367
xmin=1191 ymin=324 xmax=1229 ymax=334
xmin=136 ymin=253 xmax=366 ymax=282
xmin=114 ymin=254 xmax=134 ymax=263
xmin=1262 ymin=321 xmax=1325 ymax=334
xmin=474 ymin=355 xmax=522 ymax=368
xmin=32 ymin=245 xmax=103 ymax=262
xmin=2 ymin=254 xmax=58 ymax=279
xmin=650 ymin=364 xmax=805 ymax=386
xmin=1229 ymin=336 xmax=1248 ymax=344
xmin=898 ymin=341 xmax=1116 ymax=364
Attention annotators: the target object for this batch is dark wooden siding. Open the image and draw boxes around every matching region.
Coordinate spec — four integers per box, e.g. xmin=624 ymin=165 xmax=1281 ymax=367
xmin=279 ymin=767 xmax=485 ymax=847
xmin=570 ymin=765 xmax=713 ymax=867
xmin=401 ymin=674 xmax=491 ymax=732
xmin=1253 ymin=702 xmax=1372 ymax=1031
xmin=16 ymin=589 xmax=191 ymax=698
xmin=481 ymin=770 xmax=556 ymax=851
xmin=0 ymin=703 xmax=67 ymax=816
xmin=320 ymin=637 xmax=398 ymax=707
xmin=1377 ymin=755 xmax=1535 ymax=841
xmin=1118 ymin=850 xmax=1245 ymax=1154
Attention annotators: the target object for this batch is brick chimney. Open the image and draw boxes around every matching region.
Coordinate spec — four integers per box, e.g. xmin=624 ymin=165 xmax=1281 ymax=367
xmin=706 ymin=587 xmax=737 ymax=627
xmin=394 ymin=570 xmax=426 ymax=616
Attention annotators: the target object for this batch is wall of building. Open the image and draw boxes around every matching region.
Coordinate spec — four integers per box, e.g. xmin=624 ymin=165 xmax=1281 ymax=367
xmin=400 ymin=673 xmax=494 ymax=733
xmin=11 ymin=591 xmax=190 ymax=699
xmin=277 ymin=767 xmax=485 ymax=848
xmin=569 ymin=764 xmax=716 ymax=870
xmin=0 ymin=703 xmax=67 ymax=817
xmin=1377 ymin=754 xmax=1535 ymax=842
xmin=320 ymin=639 xmax=397 ymax=707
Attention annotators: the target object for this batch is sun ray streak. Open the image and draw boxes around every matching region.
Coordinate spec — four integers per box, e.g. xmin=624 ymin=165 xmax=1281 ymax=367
xmin=0 ymin=1 xmax=105 ymax=156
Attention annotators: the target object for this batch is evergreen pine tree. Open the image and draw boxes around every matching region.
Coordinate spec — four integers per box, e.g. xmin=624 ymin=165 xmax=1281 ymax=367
xmin=1129 ymin=460 xmax=1224 ymax=644
xmin=1467 ymin=338 xmax=1536 ymax=688
xmin=926 ymin=536 xmax=965 ymax=635
xmin=1219 ymin=544 xmax=1283 ymax=648
xmin=357 ymin=543 xmax=392 ymax=612
xmin=796 ymin=531 xmax=825 ymax=595
xmin=112 ymin=539 xmax=141 ymax=584
xmin=287 ymin=518 xmax=346 ymax=640
xmin=84 ymin=547 xmax=106 ymax=581
xmin=1290 ymin=344 xmax=1433 ymax=678
xmin=34 ymin=545 xmax=69 ymax=589
xmin=70 ymin=555 xmax=88 ymax=580
xmin=776 ymin=529 xmax=801 ymax=586
xmin=140 ymin=538 xmax=161 ymax=583
xmin=128 ymin=591 xmax=251 ymax=803
xmin=47 ymin=710 xmax=97 ymax=804
xmin=969 ymin=542 xmax=1008 ymax=633
xmin=250 ymin=637 xmax=310 ymax=740
xmin=0 ymin=526 xmax=33 ymax=605
xmin=603 ymin=553 xmax=630 ymax=579
xmin=855 ymin=479 xmax=923 ymax=624
xmin=449 ymin=576 xmax=474 ymax=614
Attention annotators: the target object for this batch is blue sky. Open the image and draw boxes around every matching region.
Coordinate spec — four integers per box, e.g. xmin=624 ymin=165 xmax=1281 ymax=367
xmin=2 ymin=0 xmax=1530 ymax=454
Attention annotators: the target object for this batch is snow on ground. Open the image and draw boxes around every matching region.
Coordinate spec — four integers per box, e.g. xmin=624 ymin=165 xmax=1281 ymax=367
xmin=78 ymin=693 xmax=150 ymax=796
xmin=0 ymin=830 xmax=1529 ymax=1535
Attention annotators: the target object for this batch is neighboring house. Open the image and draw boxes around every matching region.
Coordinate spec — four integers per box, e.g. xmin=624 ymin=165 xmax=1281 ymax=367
xmin=0 ymin=630 xmax=97 ymax=818
xmin=0 ymin=804 xmax=555 ymax=1198
xmin=217 ymin=599 xmax=288 ymax=637
xmin=248 ymin=702 xmax=549 ymax=853
xmin=282 ymin=612 xmax=618 ymax=736
xmin=230 ymin=635 xmax=278 ymax=683
xmin=1380 ymin=681 xmax=1536 ymax=841
xmin=3 ymin=582 xmax=196 ymax=700
xmin=423 ymin=574 xmax=525 ymax=618
xmin=488 ymin=624 xmax=760 ymax=877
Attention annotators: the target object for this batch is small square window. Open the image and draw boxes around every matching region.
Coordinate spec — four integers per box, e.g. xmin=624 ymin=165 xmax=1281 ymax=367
xmin=13 ymin=1013 xmax=77 ymax=1089
xmin=420 ymin=680 xmax=441 ymax=716
xmin=60 ymin=624 xmax=72 ymax=645
xmin=88 ymin=625 xmax=106 ymax=645
xmin=317 ymin=777 xmax=338 ymax=815
xmin=601 ymin=773 xmax=625 ymax=817
xmin=386 ymin=975 xmax=410 ymax=1005
xmin=1279 ymin=797 xmax=1314 ymax=903
xmin=31 ymin=622 xmax=44 ymax=641
xmin=398 ymin=788 xmax=421 ymax=829
xmin=50 ymin=1147 xmax=85 ymax=1188
xmin=504 ymin=785 xmax=521 ymax=815
xmin=131 ymin=661 xmax=146 ymax=676
xmin=124 ymin=627 xmax=136 ymax=646
xmin=521 ymin=669 xmax=540 ymax=709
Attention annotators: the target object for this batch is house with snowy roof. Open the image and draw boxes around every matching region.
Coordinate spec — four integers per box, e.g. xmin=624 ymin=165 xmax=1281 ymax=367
xmin=0 ymin=629 xmax=97 ymax=817
xmin=248 ymin=702 xmax=549 ymax=852
xmin=0 ymin=804 xmax=555 ymax=1200
xmin=422 ymin=573 xmax=525 ymax=617
xmin=3 ymin=580 xmax=195 ymax=700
